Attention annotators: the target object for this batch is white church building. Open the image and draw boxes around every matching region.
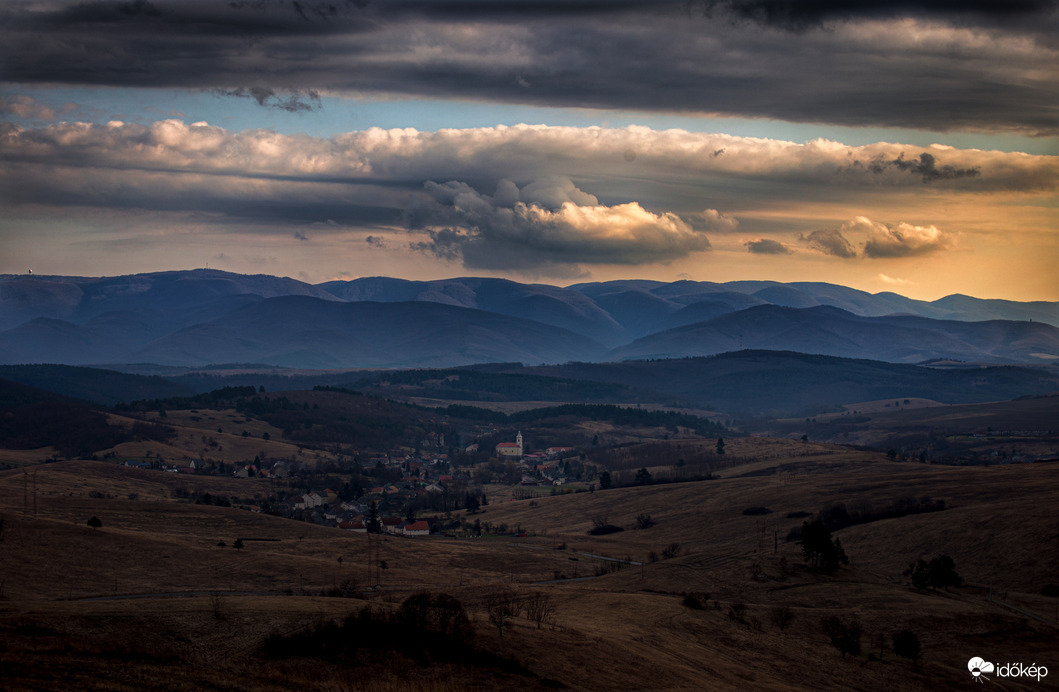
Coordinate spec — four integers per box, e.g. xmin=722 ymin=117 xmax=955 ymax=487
xmin=495 ymin=431 xmax=523 ymax=459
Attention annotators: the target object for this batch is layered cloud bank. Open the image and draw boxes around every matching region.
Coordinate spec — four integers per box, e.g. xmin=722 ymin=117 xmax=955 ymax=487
xmin=2 ymin=1 xmax=1056 ymax=135
xmin=5 ymin=120 xmax=1054 ymax=194
xmin=1 ymin=120 xmax=1055 ymax=279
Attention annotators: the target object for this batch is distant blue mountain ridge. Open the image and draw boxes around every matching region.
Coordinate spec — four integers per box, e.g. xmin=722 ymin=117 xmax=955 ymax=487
xmin=1 ymin=269 xmax=1057 ymax=368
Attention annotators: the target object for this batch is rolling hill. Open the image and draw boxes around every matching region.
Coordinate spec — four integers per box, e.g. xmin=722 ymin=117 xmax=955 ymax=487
xmin=520 ymin=350 xmax=1059 ymax=417
xmin=610 ymin=305 xmax=1059 ymax=364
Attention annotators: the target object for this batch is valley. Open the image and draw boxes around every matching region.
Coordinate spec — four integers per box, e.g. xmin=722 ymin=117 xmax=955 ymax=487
xmin=0 ymin=270 xmax=1056 ymax=690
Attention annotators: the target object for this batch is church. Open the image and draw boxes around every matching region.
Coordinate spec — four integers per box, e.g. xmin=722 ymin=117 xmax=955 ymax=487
xmin=495 ymin=431 xmax=523 ymax=459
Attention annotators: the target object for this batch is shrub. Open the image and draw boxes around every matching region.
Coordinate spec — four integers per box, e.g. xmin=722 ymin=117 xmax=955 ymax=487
xmin=742 ymin=506 xmax=771 ymax=516
xmin=821 ymin=615 xmax=862 ymax=659
xmin=769 ymin=605 xmax=795 ymax=631
xmin=907 ymin=555 xmax=962 ymax=591
xmin=892 ymin=630 xmax=921 ymax=662
xmin=589 ymin=516 xmax=623 ymax=535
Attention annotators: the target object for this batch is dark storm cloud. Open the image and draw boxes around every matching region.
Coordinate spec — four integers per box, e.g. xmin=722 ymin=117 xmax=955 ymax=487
xmin=693 ymin=0 xmax=1055 ymax=30
xmin=213 ymin=87 xmax=322 ymax=112
xmin=800 ymin=228 xmax=857 ymax=258
xmin=862 ymin=152 xmax=980 ymax=183
xmin=745 ymin=238 xmax=790 ymax=255
xmin=2 ymin=1 xmax=1056 ymax=134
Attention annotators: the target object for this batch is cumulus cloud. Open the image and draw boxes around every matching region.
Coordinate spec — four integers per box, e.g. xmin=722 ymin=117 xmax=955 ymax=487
xmin=406 ymin=178 xmax=711 ymax=271
xmin=854 ymin=217 xmax=955 ymax=258
xmin=293 ymin=231 xmax=309 ymax=241
xmin=745 ymin=238 xmax=791 ymax=255
xmin=800 ymin=217 xmax=956 ymax=259
xmin=702 ymin=209 xmax=740 ymax=232
xmin=0 ymin=95 xmax=56 ymax=121
xmin=800 ymin=228 xmax=858 ymax=258
xmin=1 ymin=2 xmax=1056 ymax=134
xmin=855 ymin=217 xmax=957 ymax=257
xmin=365 ymin=235 xmax=386 ymax=247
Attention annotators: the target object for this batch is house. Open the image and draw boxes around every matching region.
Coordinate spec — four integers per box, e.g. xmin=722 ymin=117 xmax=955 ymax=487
xmin=381 ymin=517 xmax=404 ymax=534
xmin=546 ymin=446 xmax=574 ymax=457
xmin=403 ymin=520 xmax=430 ymax=537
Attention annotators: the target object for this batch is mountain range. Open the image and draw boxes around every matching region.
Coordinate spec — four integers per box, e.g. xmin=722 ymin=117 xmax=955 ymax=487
xmin=1 ymin=269 xmax=1057 ymax=369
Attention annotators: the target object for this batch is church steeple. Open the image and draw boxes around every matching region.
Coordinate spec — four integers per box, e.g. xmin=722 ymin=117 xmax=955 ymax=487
xmin=516 ymin=431 xmax=523 ymax=455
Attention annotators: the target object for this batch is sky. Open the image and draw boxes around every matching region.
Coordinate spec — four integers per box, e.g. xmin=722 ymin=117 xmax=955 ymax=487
xmin=1 ymin=0 xmax=1057 ymax=301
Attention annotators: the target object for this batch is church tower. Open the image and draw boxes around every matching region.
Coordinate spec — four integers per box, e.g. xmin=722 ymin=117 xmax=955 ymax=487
xmin=516 ymin=431 xmax=523 ymax=456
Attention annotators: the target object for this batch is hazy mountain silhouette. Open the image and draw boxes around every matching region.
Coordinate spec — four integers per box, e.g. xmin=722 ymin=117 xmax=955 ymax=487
xmin=1 ymin=270 xmax=1056 ymax=369
xmin=129 ymin=296 xmax=607 ymax=369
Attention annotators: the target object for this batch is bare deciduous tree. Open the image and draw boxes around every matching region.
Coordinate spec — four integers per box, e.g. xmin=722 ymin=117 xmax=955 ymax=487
xmin=483 ymin=588 xmax=519 ymax=638
xmin=522 ymin=591 xmax=556 ymax=630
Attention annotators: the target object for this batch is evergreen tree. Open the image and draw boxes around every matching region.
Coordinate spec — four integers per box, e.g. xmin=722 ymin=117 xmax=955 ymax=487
xmin=798 ymin=520 xmax=849 ymax=572
xmin=365 ymin=501 xmax=382 ymax=534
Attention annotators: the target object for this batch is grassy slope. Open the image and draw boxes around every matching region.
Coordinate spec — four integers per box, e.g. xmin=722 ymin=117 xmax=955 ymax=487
xmin=1 ymin=442 xmax=1056 ymax=690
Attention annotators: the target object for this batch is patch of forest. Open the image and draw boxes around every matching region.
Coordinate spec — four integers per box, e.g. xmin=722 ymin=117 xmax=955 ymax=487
xmin=0 ymin=364 xmax=193 ymax=405
xmin=351 ymin=368 xmax=667 ymax=404
xmin=0 ymin=378 xmax=174 ymax=458
xmin=440 ymin=403 xmax=726 ymax=436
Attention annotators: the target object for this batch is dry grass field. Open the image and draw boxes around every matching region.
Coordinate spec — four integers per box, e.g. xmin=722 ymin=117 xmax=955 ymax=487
xmin=1 ymin=439 xmax=1057 ymax=690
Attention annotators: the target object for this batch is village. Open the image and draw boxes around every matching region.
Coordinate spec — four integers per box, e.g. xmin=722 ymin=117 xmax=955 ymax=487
xmin=121 ymin=431 xmax=584 ymax=538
